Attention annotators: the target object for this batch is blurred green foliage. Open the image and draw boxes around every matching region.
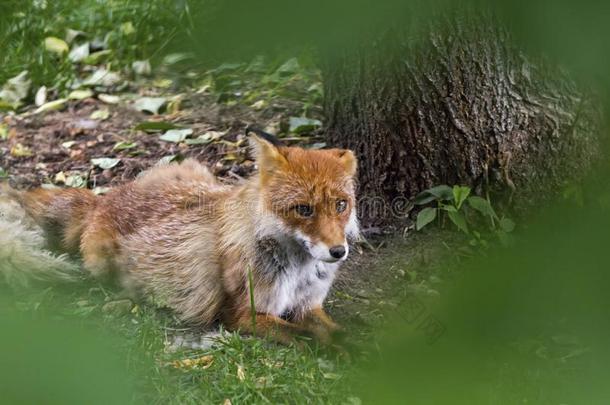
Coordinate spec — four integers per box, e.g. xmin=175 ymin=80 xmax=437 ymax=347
xmin=0 ymin=0 xmax=190 ymax=89
xmin=356 ymin=199 xmax=610 ymax=404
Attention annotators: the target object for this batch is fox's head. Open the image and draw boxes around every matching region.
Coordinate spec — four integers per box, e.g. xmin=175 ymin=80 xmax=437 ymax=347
xmin=250 ymin=131 xmax=359 ymax=263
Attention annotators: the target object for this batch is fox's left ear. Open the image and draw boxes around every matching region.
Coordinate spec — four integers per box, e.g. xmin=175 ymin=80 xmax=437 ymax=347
xmin=248 ymin=131 xmax=287 ymax=174
xmin=333 ymin=149 xmax=358 ymax=177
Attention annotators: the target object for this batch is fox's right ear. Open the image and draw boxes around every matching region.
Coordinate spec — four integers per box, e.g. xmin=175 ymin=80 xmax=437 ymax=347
xmin=246 ymin=127 xmax=287 ymax=174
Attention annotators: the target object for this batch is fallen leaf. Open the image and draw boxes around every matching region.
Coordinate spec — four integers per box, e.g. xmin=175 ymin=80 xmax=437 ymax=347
xmin=168 ymin=355 xmax=214 ymax=370
xmin=236 ymin=364 xmax=246 ymax=381
xmin=68 ymin=89 xmax=93 ymax=100
xmin=44 ymin=37 xmax=69 ymax=55
xmin=65 ymin=29 xmax=86 ymax=44
xmin=83 ymin=68 xmax=121 ymax=87
xmin=113 ymin=141 xmax=136 ymax=151
xmin=159 ymin=128 xmax=192 ymax=143
xmin=167 ymin=95 xmax=183 ymax=114
xmin=91 ymin=157 xmax=120 ymax=169
xmin=65 ymin=174 xmax=86 ymax=188
xmin=90 ymin=109 xmax=110 ymax=120
xmin=11 ymin=143 xmax=32 ymax=157
xmin=82 ymin=50 xmax=113 ymax=65
xmin=34 ymin=99 xmax=67 ymax=114
xmin=134 ymin=97 xmax=167 ymax=114
xmin=289 ymin=117 xmax=322 ymax=134
xmin=61 ymin=141 xmax=76 ymax=149
xmin=134 ymin=121 xmax=179 ymax=133
xmin=153 ymin=79 xmax=173 ymax=88
xmin=68 ymin=42 xmax=90 ymax=62
xmin=35 ymin=86 xmax=47 ymax=106
xmin=185 ymin=131 xmax=223 ymax=145
xmin=54 ymin=171 xmax=67 ymax=184
xmin=157 ymin=155 xmax=177 ymax=165
xmin=132 ymin=60 xmax=151 ymax=76
xmin=0 ymin=71 xmax=31 ymax=108
xmin=251 ymin=100 xmax=267 ymax=110
xmin=98 ymin=94 xmax=120 ymax=104
xmin=93 ymin=186 xmax=110 ymax=195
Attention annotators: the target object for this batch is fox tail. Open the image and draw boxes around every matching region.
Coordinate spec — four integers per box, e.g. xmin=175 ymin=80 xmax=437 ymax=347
xmin=0 ymin=183 xmax=96 ymax=286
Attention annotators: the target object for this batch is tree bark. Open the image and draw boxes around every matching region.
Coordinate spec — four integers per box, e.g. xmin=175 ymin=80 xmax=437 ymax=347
xmin=322 ymin=14 xmax=600 ymax=227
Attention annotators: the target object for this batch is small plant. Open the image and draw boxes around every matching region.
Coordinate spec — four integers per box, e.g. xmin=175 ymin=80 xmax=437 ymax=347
xmin=414 ymin=185 xmax=515 ymax=247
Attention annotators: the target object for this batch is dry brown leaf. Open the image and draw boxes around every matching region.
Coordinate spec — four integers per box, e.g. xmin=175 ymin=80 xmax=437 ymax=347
xmin=167 ymin=355 xmax=214 ymax=370
xmin=236 ymin=364 xmax=246 ymax=381
xmin=10 ymin=143 xmax=32 ymax=157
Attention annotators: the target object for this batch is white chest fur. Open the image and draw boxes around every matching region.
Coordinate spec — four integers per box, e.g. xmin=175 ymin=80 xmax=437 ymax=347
xmin=252 ymin=237 xmax=340 ymax=318
xmin=264 ymin=259 xmax=339 ymax=317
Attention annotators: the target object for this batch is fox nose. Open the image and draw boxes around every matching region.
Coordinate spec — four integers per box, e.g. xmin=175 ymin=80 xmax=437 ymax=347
xmin=329 ymin=245 xmax=346 ymax=259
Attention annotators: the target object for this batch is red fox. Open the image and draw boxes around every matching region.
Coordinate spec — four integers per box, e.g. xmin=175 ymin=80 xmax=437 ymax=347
xmin=5 ymin=128 xmax=359 ymax=344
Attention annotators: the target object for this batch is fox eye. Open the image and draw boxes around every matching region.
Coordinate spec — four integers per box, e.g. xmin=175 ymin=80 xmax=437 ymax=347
xmin=336 ymin=199 xmax=348 ymax=213
xmin=293 ymin=204 xmax=314 ymax=218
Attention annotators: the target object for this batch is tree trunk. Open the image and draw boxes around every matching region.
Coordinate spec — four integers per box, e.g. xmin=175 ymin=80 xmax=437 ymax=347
xmin=322 ymin=14 xmax=600 ymax=227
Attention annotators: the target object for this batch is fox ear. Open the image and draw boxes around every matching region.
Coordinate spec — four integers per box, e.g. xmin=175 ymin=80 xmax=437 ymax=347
xmin=249 ymin=134 xmax=287 ymax=173
xmin=333 ymin=149 xmax=358 ymax=176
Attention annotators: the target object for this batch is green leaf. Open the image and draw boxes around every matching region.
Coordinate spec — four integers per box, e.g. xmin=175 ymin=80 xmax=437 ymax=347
xmin=428 ymin=185 xmax=454 ymax=201
xmin=90 ymin=109 xmax=110 ymax=120
xmin=91 ymin=158 xmax=120 ymax=169
xmin=416 ymin=207 xmax=437 ymax=231
xmin=34 ymin=98 xmax=68 ymax=114
xmin=82 ymin=50 xmax=113 ymax=65
xmin=159 ymin=129 xmax=193 ymax=143
xmin=413 ymin=185 xmax=453 ymax=205
xmin=447 ymin=210 xmax=469 ymax=234
xmin=289 ymin=117 xmax=322 ymax=134
xmin=452 ymin=185 xmax=471 ymax=209
xmin=113 ymin=141 xmax=137 ymax=151
xmin=44 ymin=37 xmax=69 ymax=55
xmin=467 ymin=196 xmax=498 ymax=219
xmin=499 ymin=217 xmax=516 ymax=233
xmin=98 ymin=94 xmax=120 ymax=104
xmin=68 ymin=89 xmax=93 ymax=100
xmin=134 ymin=97 xmax=167 ymax=114
xmin=184 ymin=131 xmax=223 ymax=145
xmin=134 ymin=121 xmax=180 ymax=133
xmin=413 ymin=192 xmax=438 ymax=205
xmin=441 ymin=205 xmax=457 ymax=212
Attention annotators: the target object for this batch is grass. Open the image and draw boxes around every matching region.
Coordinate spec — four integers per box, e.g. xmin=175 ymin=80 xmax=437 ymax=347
xmin=1 ymin=280 xmax=354 ymax=404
